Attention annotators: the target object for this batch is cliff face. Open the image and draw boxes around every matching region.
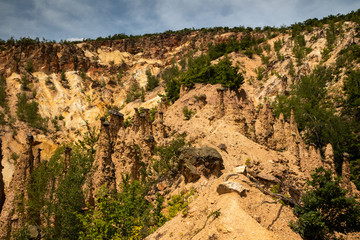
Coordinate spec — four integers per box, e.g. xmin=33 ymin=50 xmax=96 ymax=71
xmin=0 ymin=20 xmax=359 ymax=239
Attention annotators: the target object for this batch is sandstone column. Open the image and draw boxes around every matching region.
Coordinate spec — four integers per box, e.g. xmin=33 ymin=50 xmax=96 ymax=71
xmin=216 ymin=87 xmax=226 ymax=118
xmin=0 ymin=139 xmax=5 ymax=214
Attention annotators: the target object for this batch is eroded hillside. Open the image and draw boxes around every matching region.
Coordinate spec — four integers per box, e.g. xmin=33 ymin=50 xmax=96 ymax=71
xmin=0 ymin=12 xmax=360 ymax=240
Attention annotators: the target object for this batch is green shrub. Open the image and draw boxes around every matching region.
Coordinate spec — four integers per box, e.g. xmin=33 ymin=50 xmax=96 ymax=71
xmin=291 ymin=167 xmax=360 ymax=240
xmin=16 ymin=93 xmax=47 ymax=131
xmin=149 ymin=106 xmax=157 ymax=122
xmin=256 ymin=66 xmax=265 ymax=80
xmin=326 ymin=21 xmax=337 ymax=47
xmin=126 ymin=80 xmax=143 ymax=103
xmin=180 ymin=57 xmax=244 ymax=91
xmin=20 ymin=75 xmax=30 ymax=91
xmin=152 ymin=134 xmax=188 ymax=176
xmin=182 ymin=106 xmax=195 ymax=120
xmin=167 ymin=188 xmax=195 ymax=218
xmin=260 ymin=54 xmax=270 ymax=65
xmin=292 ymin=34 xmax=312 ymax=66
xmin=78 ymin=176 xmax=155 ymax=240
xmin=337 ymin=44 xmax=360 ymax=68
xmin=0 ymin=75 xmax=7 ymax=109
xmin=207 ymin=38 xmax=240 ymax=60
xmin=25 ymin=61 xmax=34 ymax=73
xmin=0 ymin=112 xmax=6 ymax=125
xmin=145 ymin=69 xmax=159 ymax=91
xmin=342 ymin=70 xmax=360 ymax=188
xmin=14 ymin=142 xmax=95 ymax=239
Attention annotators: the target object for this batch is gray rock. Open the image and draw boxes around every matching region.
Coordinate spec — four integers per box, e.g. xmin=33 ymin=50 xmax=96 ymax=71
xmin=179 ymin=146 xmax=224 ymax=183
xmin=217 ymin=181 xmax=246 ymax=196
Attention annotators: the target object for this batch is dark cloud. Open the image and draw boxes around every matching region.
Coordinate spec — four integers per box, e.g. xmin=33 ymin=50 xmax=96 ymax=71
xmin=0 ymin=0 xmax=359 ymax=41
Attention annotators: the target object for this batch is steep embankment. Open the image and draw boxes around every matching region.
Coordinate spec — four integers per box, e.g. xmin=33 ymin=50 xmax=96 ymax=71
xmin=0 ymin=17 xmax=359 ymax=239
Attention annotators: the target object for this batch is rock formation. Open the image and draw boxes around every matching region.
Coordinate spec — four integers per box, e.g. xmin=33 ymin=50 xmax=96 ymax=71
xmin=341 ymin=152 xmax=359 ymax=196
xmin=91 ymin=119 xmax=116 ymax=195
xmin=0 ymin=133 xmax=35 ymax=238
xmin=0 ymin=139 xmax=5 ymax=215
xmin=34 ymin=148 xmax=42 ymax=169
xmin=63 ymin=147 xmax=72 ymax=175
xmin=179 ymin=146 xmax=224 ymax=183
xmin=216 ymin=87 xmax=226 ymax=118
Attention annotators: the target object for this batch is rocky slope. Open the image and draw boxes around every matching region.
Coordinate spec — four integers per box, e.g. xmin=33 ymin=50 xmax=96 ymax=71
xmin=0 ymin=18 xmax=359 ymax=239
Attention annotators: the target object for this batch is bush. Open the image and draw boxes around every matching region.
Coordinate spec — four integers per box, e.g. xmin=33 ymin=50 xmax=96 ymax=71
xmin=167 ymin=188 xmax=195 ymax=218
xmin=78 ymin=176 xmax=156 ymax=240
xmin=126 ymin=80 xmax=143 ymax=103
xmin=15 ymin=143 xmax=95 ymax=239
xmin=152 ymin=134 xmax=188 ymax=176
xmin=145 ymin=69 xmax=159 ymax=91
xmin=182 ymin=106 xmax=195 ymax=120
xmin=25 ymin=61 xmax=34 ymax=73
xmin=16 ymin=93 xmax=47 ymax=131
xmin=0 ymin=75 xmax=7 ymax=109
xmin=342 ymin=70 xmax=360 ymax=188
xmin=291 ymin=167 xmax=360 ymax=239
xmin=179 ymin=57 xmax=244 ymax=91
xmin=164 ymin=52 xmax=244 ymax=103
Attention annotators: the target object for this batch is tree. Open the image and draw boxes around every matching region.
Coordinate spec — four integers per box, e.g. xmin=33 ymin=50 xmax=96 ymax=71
xmin=145 ymin=69 xmax=159 ymax=91
xmin=273 ymin=66 xmax=348 ymax=171
xmin=291 ymin=167 xmax=360 ymax=239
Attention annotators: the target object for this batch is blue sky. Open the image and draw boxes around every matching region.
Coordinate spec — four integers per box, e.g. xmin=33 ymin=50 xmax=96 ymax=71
xmin=1 ymin=0 xmax=360 ymax=41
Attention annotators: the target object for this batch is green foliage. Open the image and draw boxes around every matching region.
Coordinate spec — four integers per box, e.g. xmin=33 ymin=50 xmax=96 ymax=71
xmin=273 ymin=66 xmax=347 ymax=170
xmin=60 ymin=70 xmax=70 ymax=89
xmin=256 ymin=66 xmax=265 ymax=80
xmin=182 ymin=106 xmax=195 ymax=120
xmin=16 ymin=93 xmax=48 ymax=131
xmin=273 ymin=39 xmax=283 ymax=61
xmin=149 ymin=106 xmax=157 ymax=122
xmin=292 ymin=34 xmax=312 ymax=65
xmin=321 ymin=46 xmax=333 ymax=62
xmin=75 ymin=121 xmax=99 ymax=160
xmin=153 ymin=194 xmax=167 ymax=227
xmin=0 ymin=75 xmax=7 ymax=109
xmin=16 ymin=142 xmax=95 ymax=240
xmin=180 ymin=57 xmax=244 ymax=90
xmin=164 ymin=50 xmax=244 ymax=103
xmin=326 ymin=21 xmax=337 ymax=47
xmin=167 ymin=188 xmax=195 ymax=219
xmin=336 ymin=44 xmax=360 ymax=69
xmin=288 ymin=59 xmax=295 ymax=78
xmin=10 ymin=152 xmax=19 ymax=163
xmin=207 ymin=38 xmax=241 ymax=60
xmin=291 ymin=167 xmax=360 ymax=239
xmin=25 ymin=61 xmax=34 ymax=73
xmin=145 ymin=69 xmax=159 ymax=91
xmin=78 ymin=69 xmax=87 ymax=81
xmin=60 ymin=69 xmax=67 ymax=81
xmin=260 ymin=54 xmax=270 ymax=65
xmin=262 ymin=43 xmax=271 ymax=53
xmin=123 ymin=117 xmax=132 ymax=129
xmin=20 ymin=75 xmax=30 ymax=91
xmin=165 ymin=78 xmax=181 ymax=103
xmin=342 ymin=70 xmax=360 ymax=188
xmin=0 ymin=112 xmax=6 ymax=125
xmin=126 ymin=80 xmax=144 ymax=103
xmin=78 ymin=176 xmax=155 ymax=240
xmin=152 ymin=134 xmax=188 ymax=176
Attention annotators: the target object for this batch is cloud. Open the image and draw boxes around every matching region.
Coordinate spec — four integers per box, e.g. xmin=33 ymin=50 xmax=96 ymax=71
xmin=0 ymin=0 xmax=359 ymax=41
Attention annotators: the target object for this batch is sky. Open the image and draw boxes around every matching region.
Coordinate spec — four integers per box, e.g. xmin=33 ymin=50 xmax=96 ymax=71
xmin=1 ymin=0 xmax=360 ymax=42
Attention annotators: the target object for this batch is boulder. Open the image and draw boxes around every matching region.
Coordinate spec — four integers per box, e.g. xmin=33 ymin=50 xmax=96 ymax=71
xmin=217 ymin=181 xmax=247 ymax=196
xmin=179 ymin=146 xmax=224 ymax=183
